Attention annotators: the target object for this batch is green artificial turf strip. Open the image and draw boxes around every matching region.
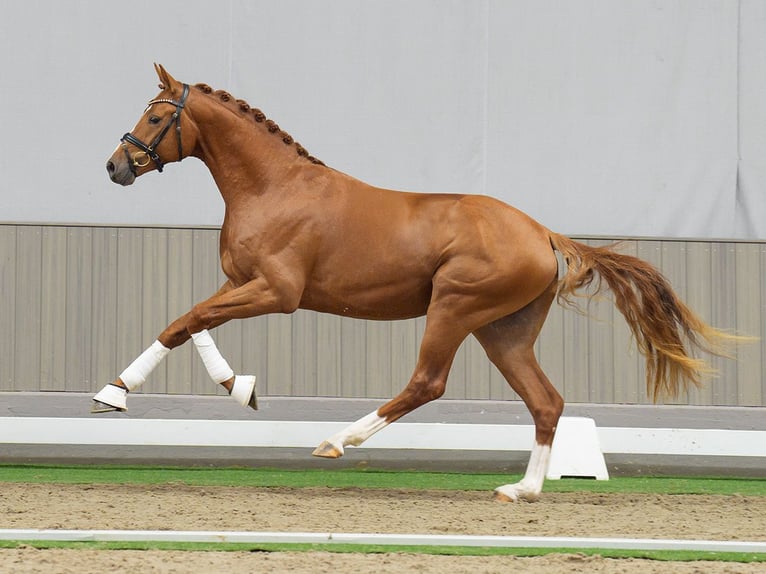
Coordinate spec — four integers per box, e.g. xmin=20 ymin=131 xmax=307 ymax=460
xmin=0 ymin=465 xmax=763 ymax=496
xmin=0 ymin=540 xmax=763 ymax=562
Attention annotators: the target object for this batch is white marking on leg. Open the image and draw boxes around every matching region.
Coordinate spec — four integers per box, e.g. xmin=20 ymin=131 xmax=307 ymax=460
xmin=495 ymin=442 xmax=551 ymax=502
xmin=118 ymin=340 xmax=171 ymax=391
xmin=191 ymin=329 xmax=234 ymax=384
xmin=320 ymin=410 xmax=390 ymax=456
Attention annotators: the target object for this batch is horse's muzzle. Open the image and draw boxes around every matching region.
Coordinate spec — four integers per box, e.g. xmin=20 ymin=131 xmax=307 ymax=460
xmin=106 ymin=158 xmax=136 ymax=186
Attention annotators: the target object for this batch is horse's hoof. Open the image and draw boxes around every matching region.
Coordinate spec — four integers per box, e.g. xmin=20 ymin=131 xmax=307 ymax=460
xmin=494 ymin=484 xmax=539 ymax=503
xmin=312 ymin=441 xmax=343 ymax=459
xmin=230 ymin=375 xmax=257 ymax=410
xmin=91 ymin=384 xmax=128 ymax=413
xmin=90 ymin=400 xmax=125 ymax=414
xmin=493 ymin=490 xmax=517 ymax=503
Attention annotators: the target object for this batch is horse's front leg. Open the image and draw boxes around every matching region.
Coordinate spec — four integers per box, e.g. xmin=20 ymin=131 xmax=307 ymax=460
xmin=91 ymin=311 xmax=201 ymax=413
xmin=92 ymin=279 xmax=282 ymax=413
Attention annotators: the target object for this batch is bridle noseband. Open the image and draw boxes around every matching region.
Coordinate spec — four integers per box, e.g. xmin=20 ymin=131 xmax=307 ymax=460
xmin=121 ymin=83 xmax=190 ymax=174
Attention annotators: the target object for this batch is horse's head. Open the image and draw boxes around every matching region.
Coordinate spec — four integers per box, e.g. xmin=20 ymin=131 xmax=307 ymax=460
xmin=107 ymin=64 xmax=196 ymax=186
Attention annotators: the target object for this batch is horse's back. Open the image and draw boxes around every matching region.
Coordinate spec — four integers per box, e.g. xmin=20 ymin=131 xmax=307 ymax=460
xmin=333 ymin=176 xmax=557 ymax=284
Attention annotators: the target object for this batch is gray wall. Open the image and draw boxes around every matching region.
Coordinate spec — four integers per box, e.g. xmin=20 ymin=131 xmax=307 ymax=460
xmin=1 ymin=1 xmax=766 ymax=239
xmin=2 ymin=224 xmax=763 ymax=407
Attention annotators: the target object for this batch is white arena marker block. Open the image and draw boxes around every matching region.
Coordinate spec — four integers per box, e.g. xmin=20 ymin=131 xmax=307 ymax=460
xmin=546 ymin=417 xmax=609 ymax=480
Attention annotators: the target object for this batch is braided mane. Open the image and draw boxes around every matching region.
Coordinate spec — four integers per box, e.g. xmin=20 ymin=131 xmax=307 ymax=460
xmin=193 ymin=83 xmax=325 ymax=166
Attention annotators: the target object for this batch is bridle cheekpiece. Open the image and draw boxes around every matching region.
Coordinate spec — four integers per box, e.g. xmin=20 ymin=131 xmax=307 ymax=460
xmin=120 ymin=83 xmax=190 ymax=174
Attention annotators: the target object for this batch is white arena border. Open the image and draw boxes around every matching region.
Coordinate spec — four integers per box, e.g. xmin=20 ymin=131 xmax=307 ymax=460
xmin=0 ymin=417 xmax=765 ymax=457
xmin=0 ymin=528 xmax=764 ymax=553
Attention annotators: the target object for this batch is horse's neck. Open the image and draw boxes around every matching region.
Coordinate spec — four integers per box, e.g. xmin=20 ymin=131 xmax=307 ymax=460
xmin=192 ymin=108 xmax=297 ymax=204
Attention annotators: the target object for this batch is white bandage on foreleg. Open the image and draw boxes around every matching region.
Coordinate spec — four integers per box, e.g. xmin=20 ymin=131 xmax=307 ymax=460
xmin=191 ymin=329 xmax=234 ymax=384
xmin=119 ymin=340 xmax=171 ymax=391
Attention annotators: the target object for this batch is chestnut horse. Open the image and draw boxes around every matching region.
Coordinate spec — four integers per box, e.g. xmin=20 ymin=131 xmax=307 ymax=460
xmin=94 ymin=64 xmax=731 ymax=502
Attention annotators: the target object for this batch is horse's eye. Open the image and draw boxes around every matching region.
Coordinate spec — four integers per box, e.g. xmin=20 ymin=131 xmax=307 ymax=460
xmin=148 ymin=115 xmax=161 ymax=125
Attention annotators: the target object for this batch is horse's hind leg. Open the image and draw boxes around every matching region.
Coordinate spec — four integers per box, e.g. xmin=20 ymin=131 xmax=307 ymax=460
xmin=473 ymin=279 xmax=563 ymax=502
xmin=313 ymin=311 xmax=465 ymax=458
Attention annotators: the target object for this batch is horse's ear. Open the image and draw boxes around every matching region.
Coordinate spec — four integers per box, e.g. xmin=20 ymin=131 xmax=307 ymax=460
xmin=154 ymin=63 xmax=180 ymax=94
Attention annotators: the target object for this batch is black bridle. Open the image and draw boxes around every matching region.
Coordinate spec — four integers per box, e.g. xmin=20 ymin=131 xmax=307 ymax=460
xmin=121 ymin=83 xmax=190 ymax=174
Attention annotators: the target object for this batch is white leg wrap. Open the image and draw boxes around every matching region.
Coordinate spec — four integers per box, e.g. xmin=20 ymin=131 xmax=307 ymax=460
xmin=92 ymin=384 xmax=128 ymax=411
xmin=230 ymin=375 xmax=257 ymax=408
xmin=321 ymin=410 xmax=390 ymax=456
xmin=191 ymin=329 xmax=234 ymax=384
xmin=495 ymin=442 xmax=551 ymax=502
xmin=118 ymin=340 xmax=171 ymax=391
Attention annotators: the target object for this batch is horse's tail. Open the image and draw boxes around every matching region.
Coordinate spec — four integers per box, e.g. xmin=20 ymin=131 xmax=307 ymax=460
xmin=549 ymin=232 xmax=738 ymax=401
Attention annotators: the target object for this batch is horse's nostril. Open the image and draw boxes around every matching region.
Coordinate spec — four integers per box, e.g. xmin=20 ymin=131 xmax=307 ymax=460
xmin=106 ymin=160 xmax=116 ymax=175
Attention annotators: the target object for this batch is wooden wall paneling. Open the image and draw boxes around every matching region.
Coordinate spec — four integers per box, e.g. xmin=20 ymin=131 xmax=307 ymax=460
xmin=165 ymin=228 xmax=195 ymax=394
xmin=761 ymin=245 xmax=766 ymax=405
xmin=64 ymin=227 xmax=93 ymax=391
xmin=340 ymin=316 xmax=367 ymax=398
xmin=365 ymin=321 xmax=392 ymax=399
xmin=115 ymin=228 xmax=144 ymax=392
xmin=0 ymin=227 xmax=17 ymax=391
xmin=710 ymin=242 xmax=739 ymax=405
xmin=141 ymin=228 xmax=169 ymax=392
xmin=266 ymin=314 xmax=293 ymax=396
xmin=240 ymin=315 xmax=269 ymax=397
xmin=89 ymin=227 xmax=119 ymax=393
xmin=316 ymin=313 xmax=342 ymax=396
xmin=291 ymin=310 xmax=318 ymax=396
xmin=735 ymin=243 xmax=762 ymax=405
xmin=40 ymin=227 xmax=68 ymax=391
xmin=463 ymin=333 xmax=494 ymax=400
xmin=14 ymin=226 xmax=42 ymax=391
